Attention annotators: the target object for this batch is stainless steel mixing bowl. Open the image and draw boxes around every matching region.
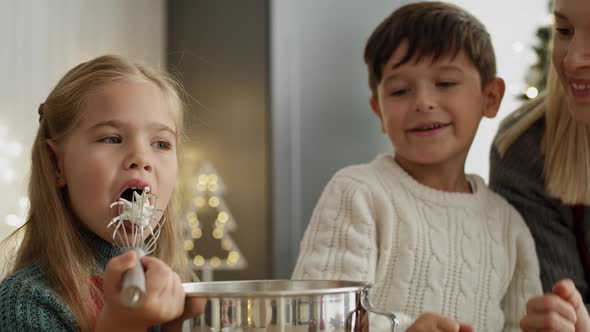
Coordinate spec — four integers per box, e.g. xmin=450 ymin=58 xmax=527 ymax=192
xmin=181 ymin=280 xmax=397 ymax=332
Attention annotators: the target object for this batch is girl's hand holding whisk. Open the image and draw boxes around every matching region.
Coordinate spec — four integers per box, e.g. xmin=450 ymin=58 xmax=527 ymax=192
xmin=95 ymin=251 xmax=185 ymax=332
xmin=99 ymin=186 xmax=198 ymax=331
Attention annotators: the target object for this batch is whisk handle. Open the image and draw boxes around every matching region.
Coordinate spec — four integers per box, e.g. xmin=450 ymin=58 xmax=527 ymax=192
xmin=121 ymin=248 xmax=146 ymax=307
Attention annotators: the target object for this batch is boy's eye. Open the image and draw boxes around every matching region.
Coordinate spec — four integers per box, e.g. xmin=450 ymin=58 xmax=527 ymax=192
xmin=390 ymin=89 xmax=408 ymax=96
xmin=152 ymin=140 xmax=172 ymax=150
xmin=99 ymin=136 xmax=121 ymax=144
xmin=437 ymin=81 xmax=457 ymax=87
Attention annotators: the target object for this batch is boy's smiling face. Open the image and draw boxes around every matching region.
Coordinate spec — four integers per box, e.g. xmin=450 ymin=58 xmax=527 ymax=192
xmin=370 ymin=41 xmax=504 ymax=170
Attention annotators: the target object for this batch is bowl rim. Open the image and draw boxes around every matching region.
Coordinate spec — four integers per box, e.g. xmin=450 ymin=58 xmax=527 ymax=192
xmin=182 ymin=279 xmax=373 ymax=297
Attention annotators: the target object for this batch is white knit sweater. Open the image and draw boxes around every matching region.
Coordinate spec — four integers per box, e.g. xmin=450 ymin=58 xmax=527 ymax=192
xmin=292 ymin=154 xmax=542 ymax=332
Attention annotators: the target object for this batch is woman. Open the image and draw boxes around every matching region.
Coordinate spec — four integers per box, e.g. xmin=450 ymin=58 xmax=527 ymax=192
xmin=490 ymin=0 xmax=590 ymax=330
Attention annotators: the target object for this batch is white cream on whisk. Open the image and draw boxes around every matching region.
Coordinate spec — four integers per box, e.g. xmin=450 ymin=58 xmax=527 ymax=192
xmin=108 ymin=186 xmax=156 ymax=231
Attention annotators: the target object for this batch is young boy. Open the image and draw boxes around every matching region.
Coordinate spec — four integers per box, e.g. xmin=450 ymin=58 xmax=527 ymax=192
xmin=292 ymin=2 xmax=542 ymax=331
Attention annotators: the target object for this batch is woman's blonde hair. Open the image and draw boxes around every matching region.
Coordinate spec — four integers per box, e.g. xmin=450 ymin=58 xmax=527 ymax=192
xmin=4 ymin=55 xmax=193 ymax=330
xmin=496 ymin=48 xmax=590 ymax=204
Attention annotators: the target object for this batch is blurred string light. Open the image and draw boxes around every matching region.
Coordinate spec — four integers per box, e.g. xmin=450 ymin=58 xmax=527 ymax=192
xmin=518 ymin=6 xmax=553 ymax=100
xmin=526 ymin=87 xmax=539 ymax=99
xmin=184 ymin=240 xmax=194 ymax=251
xmin=4 ymin=196 xmax=28 ymax=228
xmin=512 ymin=41 xmax=525 ymax=54
xmin=0 ymin=124 xmax=27 ymax=228
xmin=0 ymin=124 xmax=23 ymax=184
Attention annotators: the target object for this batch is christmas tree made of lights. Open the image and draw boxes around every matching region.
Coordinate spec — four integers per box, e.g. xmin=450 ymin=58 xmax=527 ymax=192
xmin=183 ymin=162 xmax=246 ymax=281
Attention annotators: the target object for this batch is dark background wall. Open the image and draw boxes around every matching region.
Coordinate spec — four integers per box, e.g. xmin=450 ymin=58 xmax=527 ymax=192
xmin=167 ymin=0 xmax=271 ymax=281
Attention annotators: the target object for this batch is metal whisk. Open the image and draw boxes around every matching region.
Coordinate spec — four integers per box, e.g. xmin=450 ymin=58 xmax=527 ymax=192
xmin=108 ymin=186 xmax=166 ymax=307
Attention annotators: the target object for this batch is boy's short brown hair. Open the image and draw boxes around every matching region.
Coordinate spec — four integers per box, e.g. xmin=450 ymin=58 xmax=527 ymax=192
xmin=364 ymin=1 xmax=496 ymax=98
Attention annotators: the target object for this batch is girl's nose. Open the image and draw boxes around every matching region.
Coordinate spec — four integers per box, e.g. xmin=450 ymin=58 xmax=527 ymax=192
xmin=127 ymin=159 xmax=153 ymax=172
xmin=124 ymin=144 xmax=153 ymax=172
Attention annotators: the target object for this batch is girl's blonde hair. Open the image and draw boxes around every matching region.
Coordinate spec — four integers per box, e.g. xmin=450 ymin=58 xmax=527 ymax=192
xmin=495 ymin=52 xmax=590 ymax=204
xmin=5 ymin=55 xmax=193 ymax=330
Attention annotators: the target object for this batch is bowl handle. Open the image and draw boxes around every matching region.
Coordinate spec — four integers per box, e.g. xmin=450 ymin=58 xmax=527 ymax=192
xmin=360 ymin=291 xmax=398 ymax=332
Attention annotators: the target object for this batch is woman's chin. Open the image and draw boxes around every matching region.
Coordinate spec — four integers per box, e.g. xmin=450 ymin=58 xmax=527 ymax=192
xmin=567 ymin=98 xmax=590 ymax=125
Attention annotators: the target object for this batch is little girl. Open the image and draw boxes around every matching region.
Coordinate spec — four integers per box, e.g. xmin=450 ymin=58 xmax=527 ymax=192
xmin=0 ymin=55 xmax=199 ymax=331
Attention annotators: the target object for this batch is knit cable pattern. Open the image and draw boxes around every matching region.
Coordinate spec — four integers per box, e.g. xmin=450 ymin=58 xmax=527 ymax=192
xmin=292 ymin=154 xmax=542 ymax=332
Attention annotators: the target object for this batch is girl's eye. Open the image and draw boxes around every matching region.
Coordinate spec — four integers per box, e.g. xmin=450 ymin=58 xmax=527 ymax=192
xmin=99 ymin=136 xmax=121 ymax=144
xmin=152 ymin=140 xmax=172 ymax=150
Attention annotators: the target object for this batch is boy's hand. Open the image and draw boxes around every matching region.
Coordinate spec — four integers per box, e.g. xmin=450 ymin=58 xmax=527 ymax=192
xmin=408 ymin=312 xmax=473 ymax=332
xmin=96 ymin=251 xmax=186 ymax=332
xmin=519 ymin=278 xmax=588 ymax=332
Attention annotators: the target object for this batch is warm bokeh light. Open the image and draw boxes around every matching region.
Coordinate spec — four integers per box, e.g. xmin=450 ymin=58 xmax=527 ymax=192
xmin=208 ymin=183 xmax=219 ymax=192
xmin=212 ymin=228 xmax=223 ymax=239
xmin=526 ymin=86 xmax=539 ymax=99
xmin=5 ymin=214 xmax=21 ymax=227
xmin=208 ymin=196 xmax=220 ymax=207
xmin=193 ymin=255 xmax=205 ymax=266
xmin=186 ymin=212 xmax=198 ymax=226
xmin=193 ymin=196 xmax=206 ymax=208
xmin=210 ymin=256 xmax=221 ymax=267
xmin=227 ymin=251 xmax=240 ymax=265
xmin=217 ymin=212 xmax=229 ymax=223
xmin=184 ymin=240 xmax=194 ymax=251
xmin=192 ymin=228 xmax=203 ymax=239
xmin=198 ymin=174 xmax=208 ymax=185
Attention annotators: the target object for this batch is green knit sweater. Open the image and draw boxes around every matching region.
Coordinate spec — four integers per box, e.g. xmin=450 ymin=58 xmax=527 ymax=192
xmin=0 ymin=228 xmax=123 ymax=331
